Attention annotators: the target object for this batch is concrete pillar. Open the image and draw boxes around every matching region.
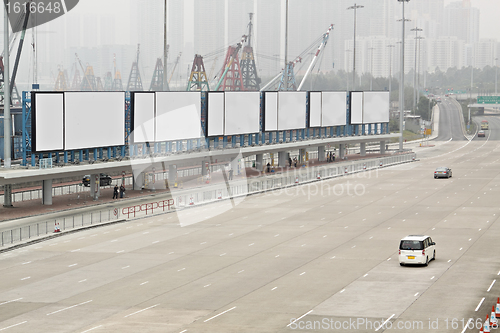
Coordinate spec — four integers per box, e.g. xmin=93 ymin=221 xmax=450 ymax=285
xmin=255 ymin=154 xmax=263 ymax=172
xmin=318 ymin=146 xmax=326 ymax=162
xmin=201 ymin=161 xmax=208 ymax=176
xmin=360 ymin=143 xmax=366 ymax=157
xmin=278 ymin=151 xmax=287 ymax=167
xmin=133 ymin=172 xmax=144 ymax=190
xmin=3 ymin=184 xmax=12 ymax=208
xmin=168 ymin=165 xmax=177 ymax=182
xmin=231 ymin=158 xmax=239 ymax=175
xmin=339 ymin=144 xmax=345 ymax=159
xmin=380 ymin=141 xmax=386 ymax=154
xmin=89 ymin=174 xmax=101 ymax=200
xmin=42 ymin=179 xmax=53 ymax=205
xmin=299 ymin=148 xmax=306 ymax=163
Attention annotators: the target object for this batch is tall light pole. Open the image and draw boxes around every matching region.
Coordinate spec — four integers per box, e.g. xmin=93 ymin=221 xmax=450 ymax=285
xmin=411 ymin=27 xmax=422 ymax=113
xmin=369 ymin=46 xmax=375 ymax=91
xmin=398 ymin=0 xmax=410 ymax=151
xmin=163 ymin=0 xmax=168 ymax=91
xmin=495 ymin=57 xmax=498 ymax=95
xmin=347 ymin=3 xmax=364 ymax=90
xmin=387 ymin=44 xmax=395 ymax=99
xmin=345 ymin=49 xmax=352 ymax=91
xmin=283 ymin=0 xmax=289 ymax=90
xmin=415 ymin=36 xmax=425 ymax=107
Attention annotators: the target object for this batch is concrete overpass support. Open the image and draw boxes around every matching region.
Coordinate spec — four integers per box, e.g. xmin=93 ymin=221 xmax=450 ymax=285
xmin=278 ymin=151 xmax=287 ymax=167
xmin=255 ymin=154 xmax=263 ymax=172
xmin=380 ymin=141 xmax=386 ymax=154
xmin=318 ymin=146 xmax=326 ymax=162
xmin=133 ymin=172 xmax=144 ymax=191
xmin=3 ymin=184 xmax=12 ymax=207
xmin=42 ymin=179 xmax=53 ymax=205
xmin=231 ymin=158 xmax=239 ymax=175
xmin=168 ymin=165 xmax=177 ymax=183
xmin=89 ymin=174 xmax=101 ymax=199
xmin=360 ymin=143 xmax=366 ymax=157
xmin=201 ymin=161 xmax=208 ymax=176
xmin=339 ymin=144 xmax=345 ymax=159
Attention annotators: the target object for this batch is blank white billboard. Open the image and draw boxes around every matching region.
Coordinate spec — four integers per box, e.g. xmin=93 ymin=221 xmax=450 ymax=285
xmin=264 ymin=92 xmax=278 ymax=131
xmin=65 ymin=92 xmax=125 ymax=150
xmin=278 ymin=92 xmax=306 ymax=130
xmin=34 ymin=93 xmax=64 ymax=152
xmin=350 ymin=92 xmax=363 ymax=125
xmin=224 ymin=92 xmax=260 ymax=135
xmin=309 ymin=92 xmax=322 ymax=127
xmin=207 ymin=92 xmax=224 ymax=136
xmin=322 ymin=92 xmax=347 ymax=126
xmin=156 ymin=92 xmax=202 ymax=141
xmin=363 ymin=91 xmax=390 ymax=124
xmin=132 ymin=93 xmax=155 ymax=143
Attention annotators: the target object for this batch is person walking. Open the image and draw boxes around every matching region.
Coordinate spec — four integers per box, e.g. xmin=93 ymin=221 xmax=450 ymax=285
xmin=113 ymin=184 xmax=119 ymax=199
xmin=119 ymin=184 xmax=125 ymax=198
xmin=288 ymin=157 xmax=292 ymax=168
xmin=293 ymin=157 xmax=297 ymax=168
xmin=266 ymin=162 xmax=271 ymax=173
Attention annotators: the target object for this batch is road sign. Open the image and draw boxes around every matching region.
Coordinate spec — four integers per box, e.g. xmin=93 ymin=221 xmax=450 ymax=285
xmin=425 ymin=129 xmax=432 ymax=135
xmin=478 ymin=96 xmax=500 ymax=104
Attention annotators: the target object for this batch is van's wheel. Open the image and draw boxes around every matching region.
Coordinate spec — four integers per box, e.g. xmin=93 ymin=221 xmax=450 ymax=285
xmin=425 ymin=257 xmax=429 ymax=266
xmin=400 ymin=263 xmax=404 ymax=266
xmin=433 ymin=251 xmax=436 ymax=261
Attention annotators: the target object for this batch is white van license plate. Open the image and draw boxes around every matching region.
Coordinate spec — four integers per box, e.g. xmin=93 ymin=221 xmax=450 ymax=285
xmin=407 ymin=256 xmax=415 ymax=259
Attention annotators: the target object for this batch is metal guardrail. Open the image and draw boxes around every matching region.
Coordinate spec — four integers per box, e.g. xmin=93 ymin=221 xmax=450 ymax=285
xmin=1 ymin=152 xmax=416 ymax=249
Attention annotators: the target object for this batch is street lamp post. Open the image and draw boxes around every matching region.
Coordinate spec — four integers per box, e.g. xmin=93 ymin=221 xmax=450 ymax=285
xmin=345 ymin=49 xmax=352 ymax=91
xmin=411 ymin=27 xmax=422 ymax=113
xmin=284 ymin=0 xmax=289 ymax=90
xmin=398 ymin=0 xmax=410 ymax=151
xmin=369 ymin=46 xmax=375 ymax=91
xmin=347 ymin=3 xmax=364 ymax=90
xmin=495 ymin=57 xmax=498 ymax=95
xmin=387 ymin=44 xmax=395 ymax=99
xmin=415 ymin=36 xmax=425 ymax=108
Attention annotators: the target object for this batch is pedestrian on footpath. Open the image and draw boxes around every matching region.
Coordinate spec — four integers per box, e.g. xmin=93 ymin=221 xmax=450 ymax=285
xmin=288 ymin=157 xmax=292 ymax=168
xmin=113 ymin=184 xmax=119 ymax=199
xmin=119 ymin=184 xmax=125 ymax=198
xmin=267 ymin=162 xmax=271 ymax=173
xmin=293 ymin=157 xmax=297 ymax=168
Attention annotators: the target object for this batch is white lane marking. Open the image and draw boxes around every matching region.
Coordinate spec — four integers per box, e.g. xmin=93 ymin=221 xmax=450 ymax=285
xmin=274 ymin=234 xmax=279 ymax=237
xmin=21 ymin=261 xmax=31 ymax=265
xmin=459 ymin=248 xmax=463 ymax=251
xmin=272 ymin=287 xmax=277 ymax=291
xmin=80 ymin=325 xmax=103 ymax=333
xmin=238 ymin=270 xmax=244 ymax=274
xmin=461 ymin=319 xmax=473 ymax=333
xmin=352 ymin=245 xmax=356 ymax=248
xmin=299 ymin=272 xmax=306 ymax=276
xmin=475 ymin=297 xmax=485 ymax=311
xmin=323 ymin=235 xmax=327 ymax=238
xmin=110 ymin=240 xmax=118 ymax=243
xmin=448 ymin=260 xmax=451 ymax=263
xmin=414 ymin=292 xmax=419 ymax=296
xmin=0 ymin=321 xmax=28 ymax=331
xmin=220 ymin=253 xmax=226 ymax=256
xmin=301 ymin=244 xmax=306 ymax=247
xmin=497 ymin=270 xmax=500 ymax=276
xmin=169 ymin=252 xmax=175 ymax=255
xmin=340 ymin=289 xmax=345 ymax=293
xmin=122 ymin=266 xmax=130 ymax=269
xmin=229 ymin=233 xmax=234 ymax=236
xmin=0 ymin=298 xmax=22 ymax=306
xmin=47 ymin=300 xmax=92 ymax=316
xmin=116 ymin=250 xmax=125 ymax=254
xmin=249 ymin=243 xmax=255 ymax=246
xmin=178 ymin=268 xmax=185 ymax=272
xmin=124 ymin=304 xmax=160 ymax=318
xmin=140 ymin=281 xmax=149 ymax=286
xmin=143 ymin=232 xmax=149 ymax=235
xmin=431 ymin=276 xmax=435 ymax=280
xmin=204 ymin=306 xmax=237 ymax=322
xmin=20 ymin=277 xmax=30 ymax=281
xmin=387 ymin=258 xmax=391 ymax=261
xmin=204 ymin=284 xmax=211 ymax=288
xmin=152 ymin=241 xmax=160 ymax=244
xmin=469 ymin=238 xmax=472 ymax=241
xmin=287 ymin=310 xmax=313 ymax=327
xmin=363 ymin=274 xmax=368 ymax=278
xmin=200 ymin=242 xmax=207 ymax=245
xmin=375 ymin=314 xmax=395 ymax=331
xmin=179 ymin=330 xmax=187 ymax=333
xmin=487 ymin=280 xmax=496 ymax=292
xmin=78 ymin=279 xmax=87 ymax=283
xmin=68 ymin=264 xmax=77 ymax=267
xmin=330 ymin=256 xmax=336 ymax=259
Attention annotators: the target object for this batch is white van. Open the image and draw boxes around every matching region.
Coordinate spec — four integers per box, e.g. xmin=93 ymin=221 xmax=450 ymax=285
xmin=399 ymin=235 xmax=436 ymax=266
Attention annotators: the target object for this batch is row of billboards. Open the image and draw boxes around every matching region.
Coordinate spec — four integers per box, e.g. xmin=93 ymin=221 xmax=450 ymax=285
xmin=32 ymin=91 xmax=389 ymax=153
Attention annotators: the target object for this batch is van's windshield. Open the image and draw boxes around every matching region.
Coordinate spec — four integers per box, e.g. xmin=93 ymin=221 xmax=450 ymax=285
xmin=400 ymin=240 xmax=423 ymax=250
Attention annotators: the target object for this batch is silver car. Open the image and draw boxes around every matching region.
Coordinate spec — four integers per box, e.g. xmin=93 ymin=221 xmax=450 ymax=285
xmin=434 ymin=167 xmax=452 ymax=179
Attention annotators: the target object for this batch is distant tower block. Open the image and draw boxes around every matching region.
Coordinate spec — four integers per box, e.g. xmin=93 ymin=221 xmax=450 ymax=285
xmin=240 ymin=13 xmax=261 ymax=91
xmin=80 ymin=66 xmax=97 ymax=91
xmin=150 ymin=58 xmax=165 ymax=91
xmin=219 ymin=45 xmax=245 ymax=91
xmin=54 ymin=69 xmax=68 ymax=91
xmin=186 ymin=55 xmax=210 ymax=91
xmin=126 ymin=44 xmax=144 ymax=91
xmin=71 ymin=69 xmax=81 ymax=91
xmin=104 ymin=72 xmax=113 ymax=91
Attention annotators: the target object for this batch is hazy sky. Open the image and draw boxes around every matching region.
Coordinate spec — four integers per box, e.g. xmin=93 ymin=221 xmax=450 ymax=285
xmin=444 ymin=0 xmax=499 ymax=40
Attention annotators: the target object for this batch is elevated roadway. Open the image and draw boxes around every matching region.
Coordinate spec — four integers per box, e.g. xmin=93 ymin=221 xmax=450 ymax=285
xmin=1 ymin=98 xmax=499 ymax=332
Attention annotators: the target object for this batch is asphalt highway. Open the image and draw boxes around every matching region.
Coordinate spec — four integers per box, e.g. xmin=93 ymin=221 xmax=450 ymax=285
xmin=1 ymin=97 xmax=500 ymax=332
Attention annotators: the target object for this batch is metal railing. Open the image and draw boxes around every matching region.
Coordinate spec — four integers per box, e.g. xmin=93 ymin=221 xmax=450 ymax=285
xmin=1 ymin=152 xmax=416 ymax=249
